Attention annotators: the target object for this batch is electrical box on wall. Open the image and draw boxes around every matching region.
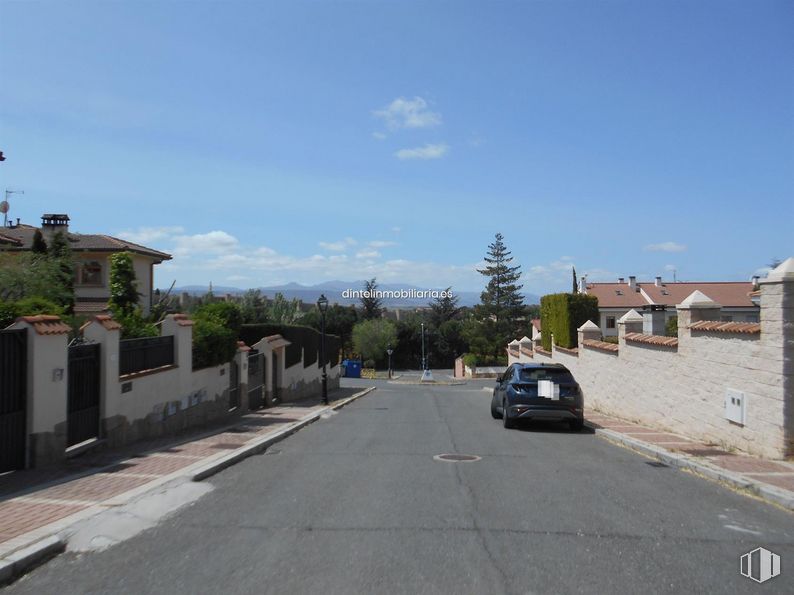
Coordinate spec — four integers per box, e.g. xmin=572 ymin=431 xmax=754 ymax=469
xmin=725 ymin=388 xmax=747 ymax=425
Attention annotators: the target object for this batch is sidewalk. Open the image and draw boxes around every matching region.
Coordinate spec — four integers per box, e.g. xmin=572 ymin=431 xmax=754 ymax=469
xmin=0 ymin=386 xmax=375 ymax=580
xmin=586 ymin=411 xmax=794 ymax=510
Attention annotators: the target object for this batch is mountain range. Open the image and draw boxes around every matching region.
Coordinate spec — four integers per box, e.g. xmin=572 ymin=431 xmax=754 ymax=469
xmin=166 ymin=281 xmax=541 ymax=308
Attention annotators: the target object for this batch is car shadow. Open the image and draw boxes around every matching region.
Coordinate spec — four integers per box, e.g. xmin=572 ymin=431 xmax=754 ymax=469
xmin=511 ymin=419 xmax=596 ymax=435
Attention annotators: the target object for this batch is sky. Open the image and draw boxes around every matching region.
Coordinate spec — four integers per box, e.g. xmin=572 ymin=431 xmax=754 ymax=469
xmin=1 ymin=0 xmax=792 ymax=294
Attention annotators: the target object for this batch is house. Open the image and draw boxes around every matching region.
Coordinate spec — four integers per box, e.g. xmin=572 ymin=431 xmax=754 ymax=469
xmin=0 ymin=214 xmax=171 ymax=315
xmin=581 ymin=275 xmax=758 ymax=337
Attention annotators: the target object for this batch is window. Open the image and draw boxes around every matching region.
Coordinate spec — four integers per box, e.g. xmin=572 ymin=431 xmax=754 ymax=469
xmin=80 ymin=260 xmax=103 ymax=285
xmin=606 ymin=316 xmax=616 ymax=329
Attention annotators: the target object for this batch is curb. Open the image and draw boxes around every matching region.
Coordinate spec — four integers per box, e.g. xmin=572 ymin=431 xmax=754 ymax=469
xmin=0 ymin=536 xmax=64 ymax=586
xmin=0 ymin=386 xmax=377 ymax=586
xmin=590 ymin=424 xmax=794 ymax=511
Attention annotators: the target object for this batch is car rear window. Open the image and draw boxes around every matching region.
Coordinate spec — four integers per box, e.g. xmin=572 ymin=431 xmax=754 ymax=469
xmin=518 ymin=368 xmax=574 ymax=383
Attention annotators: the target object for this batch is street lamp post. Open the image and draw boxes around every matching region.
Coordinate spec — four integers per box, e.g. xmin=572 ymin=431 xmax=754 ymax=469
xmin=387 ymin=344 xmax=393 ymax=379
xmin=317 ymin=294 xmax=329 ymax=405
xmin=420 ymin=322 xmax=426 ymax=371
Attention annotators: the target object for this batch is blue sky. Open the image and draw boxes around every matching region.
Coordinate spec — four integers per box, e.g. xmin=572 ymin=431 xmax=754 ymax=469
xmin=2 ymin=1 xmax=792 ymax=294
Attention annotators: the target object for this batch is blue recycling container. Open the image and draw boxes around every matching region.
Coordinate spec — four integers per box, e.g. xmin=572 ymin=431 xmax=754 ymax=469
xmin=343 ymin=360 xmax=362 ymax=378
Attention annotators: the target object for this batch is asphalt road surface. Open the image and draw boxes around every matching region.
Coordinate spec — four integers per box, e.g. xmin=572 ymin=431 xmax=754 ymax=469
xmin=5 ymin=377 xmax=794 ymax=594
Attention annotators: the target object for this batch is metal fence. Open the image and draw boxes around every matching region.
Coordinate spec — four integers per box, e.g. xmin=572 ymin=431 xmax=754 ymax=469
xmin=120 ymin=335 xmax=175 ymax=376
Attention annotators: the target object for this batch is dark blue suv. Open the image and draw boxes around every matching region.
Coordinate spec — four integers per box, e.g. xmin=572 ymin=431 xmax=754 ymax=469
xmin=491 ymin=363 xmax=584 ymax=431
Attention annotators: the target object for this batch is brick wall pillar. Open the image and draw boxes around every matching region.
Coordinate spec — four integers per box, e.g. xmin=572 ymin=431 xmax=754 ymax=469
xmin=759 ymin=257 xmax=794 ymax=455
xmin=161 ymin=314 xmax=194 ymax=390
xmin=9 ymin=316 xmax=71 ymax=467
xmin=82 ymin=315 xmax=122 ymax=439
xmin=617 ymin=309 xmax=643 ymax=351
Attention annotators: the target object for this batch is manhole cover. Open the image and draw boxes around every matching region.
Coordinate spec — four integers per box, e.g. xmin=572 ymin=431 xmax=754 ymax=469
xmin=434 ymin=454 xmax=482 ymax=462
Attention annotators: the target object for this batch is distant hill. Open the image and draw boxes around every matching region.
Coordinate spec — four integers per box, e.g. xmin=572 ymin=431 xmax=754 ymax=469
xmin=168 ymin=280 xmax=540 ymax=308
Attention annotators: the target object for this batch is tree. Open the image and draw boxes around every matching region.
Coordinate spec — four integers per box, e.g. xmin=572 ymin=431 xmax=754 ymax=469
xmin=240 ymin=289 xmax=268 ymax=324
xmin=360 ymin=278 xmax=382 ymax=320
xmin=47 ymin=231 xmax=75 ymax=313
xmin=572 ymin=266 xmax=578 ymax=293
xmin=0 ymin=253 xmax=73 ymax=305
xmin=474 ymin=233 xmax=526 ymax=358
xmin=302 ymin=303 xmax=358 ymax=356
xmin=352 ymin=319 xmax=397 ymax=367
xmin=194 ymin=302 xmax=243 ymax=336
xmin=428 ymin=287 xmax=459 ymax=328
xmin=108 ymin=252 xmax=140 ymax=316
xmin=31 ymin=230 xmax=48 ymax=254
xmin=266 ymin=292 xmax=303 ymax=324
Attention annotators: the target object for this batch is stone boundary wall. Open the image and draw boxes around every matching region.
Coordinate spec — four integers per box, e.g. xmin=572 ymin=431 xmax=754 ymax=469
xmin=519 ymin=259 xmax=794 ymax=459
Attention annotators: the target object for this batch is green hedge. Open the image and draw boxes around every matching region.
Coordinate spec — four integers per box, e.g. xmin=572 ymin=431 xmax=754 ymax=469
xmin=540 ymin=293 xmax=599 ymax=350
xmin=240 ymin=323 xmax=340 ymax=369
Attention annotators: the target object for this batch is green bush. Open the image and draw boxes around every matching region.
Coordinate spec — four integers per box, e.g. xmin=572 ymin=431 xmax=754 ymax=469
xmin=540 ymin=293 xmax=599 ymax=350
xmin=194 ymin=302 xmax=243 ymax=335
xmin=0 ymin=301 xmax=18 ymax=328
xmin=240 ymin=323 xmax=340 ymax=368
xmin=115 ymin=309 xmax=159 ymax=339
xmin=192 ymin=317 xmax=238 ymax=369
xmin=462 ymin=353 xmax=478 ymax=368
xmin=363 ymin=359 xmax=376 ymax=369
xmin=665 ymin=316 xmax=678 ymax=338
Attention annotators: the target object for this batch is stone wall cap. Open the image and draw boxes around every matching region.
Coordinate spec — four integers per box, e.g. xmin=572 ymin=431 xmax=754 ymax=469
xmin=760 ymin=256 xmax=794 ymax=283
xmin=170 ymin=313 xmax=194 ymax=326
xmin=17 ymin=314 xmax=71 ymax=335
xmin=677 ymin=290 xmax=721 ymax=309
xmin=94 ymin=314 xmax=122 ymax=331
xmin=618 ymin=309 xmax=644 ymax=323
xmin=578 ymin=320 xmax=601 ymax=332
xmin=508 ymin=339 xmax=520 ymax=346
xmin=519 ymin=335 xmax=532 ymax=344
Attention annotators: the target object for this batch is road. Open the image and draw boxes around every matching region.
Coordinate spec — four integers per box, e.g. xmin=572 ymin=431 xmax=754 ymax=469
xmin=5 ymin=377 xmax=794 ymax=594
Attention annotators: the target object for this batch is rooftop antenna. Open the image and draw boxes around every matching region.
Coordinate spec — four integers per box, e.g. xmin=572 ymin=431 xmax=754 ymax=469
xmin=2 ymin=189 xmax=24 ymax=227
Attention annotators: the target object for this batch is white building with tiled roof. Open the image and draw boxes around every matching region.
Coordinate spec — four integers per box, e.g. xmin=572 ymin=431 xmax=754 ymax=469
xmin=581 ymin=275 xmax=759 ymax=337
xmin=0 ymin=214 xmax=171 ymax=315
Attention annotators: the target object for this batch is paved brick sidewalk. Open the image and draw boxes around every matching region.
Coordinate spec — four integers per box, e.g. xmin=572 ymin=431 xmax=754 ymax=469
xmin=587 ymin=410 xmax=794 ymax=504
xmin=0 ymin=387 xmax=364 ymax=555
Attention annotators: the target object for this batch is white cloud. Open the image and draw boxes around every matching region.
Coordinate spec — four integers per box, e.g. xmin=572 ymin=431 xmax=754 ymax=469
xmin=372 ymin=131 xmax=387 ymax=140
xmin=368 ymin=240 xmax=397 ymax=248
xmin=644 ymin=241 xmax=687 ymax=253
xmin=117 ymin=226 xmax=185 ymax=245
xmin=356 ymin=249 xmax=381 ymax=259
xmin=319 ymin=237 xmax=357 ymax=251
xmin=395 ymin=143 xmax=449 ymax=160
xmin=373 ymin=96 xmax=441 ymax=130
xmin=172 ymin=231 xmax=239 ymax=257
xmin=664 ymin=264 xmax=677 ymax=272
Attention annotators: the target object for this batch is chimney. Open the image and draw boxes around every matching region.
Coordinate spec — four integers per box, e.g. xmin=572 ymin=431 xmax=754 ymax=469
xmin=642 ymin=305 xmax=667 ymax=336
xmin=40 ymin=214 xmax=70 ymax=241
xmin=628 ymin=275 xmax=636 ymax=290
xmin=655 ymin=276 xmax=662 ymax=287
xmin=618 ymin=277 xmax=625 ymax=284
xmin=751 ymin=275 xmax=760 ymax=290
xmin=579 ymin=274 xmax=588 ymax=293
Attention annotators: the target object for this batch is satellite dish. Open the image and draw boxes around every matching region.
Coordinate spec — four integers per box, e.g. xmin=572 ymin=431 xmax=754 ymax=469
xmin=0 ymin=201 xmax=8 ymax=214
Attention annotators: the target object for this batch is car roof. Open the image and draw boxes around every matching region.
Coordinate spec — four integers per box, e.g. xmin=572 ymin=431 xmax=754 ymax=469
xmin=517 ymin=363 xmax=568 ymax=369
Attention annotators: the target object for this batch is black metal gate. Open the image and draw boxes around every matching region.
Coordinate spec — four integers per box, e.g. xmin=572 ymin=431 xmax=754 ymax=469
xmin=229 ymin=359 xmax=240 ymax=409
xmin=248 ymin=350 xmax=265 ymax=409
xmin=67 ymin=342 xmax=101 ymax=447
xmin=0 ymin=329 xmax=27 ymax=472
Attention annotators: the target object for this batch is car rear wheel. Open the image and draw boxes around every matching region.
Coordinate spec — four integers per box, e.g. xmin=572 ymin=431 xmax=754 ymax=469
xmin=569 ymin=419 xmax=584 ymax=432
xmin=502 ymin=402 xmax=515 ymax=429
xmin=491 ymin=400 xmax=502 ymax=419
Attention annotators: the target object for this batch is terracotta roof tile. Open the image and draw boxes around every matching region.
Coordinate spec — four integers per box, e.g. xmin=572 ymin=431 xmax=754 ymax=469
xmin=94 ymin=314 xmax=122 ymax=331
xmin=689 ymin=321 xmax=761 ymax=334
xmin=0 ymin=224 xmax=171 ymax=261
xmin=624 ymin=332 xmax=679 ymax=348
xmin=237 ymin=340 xmax=251 ymax=352
xmin=531 ymin=318 xmax=542 ymax=331
xmin=172 ymin=314 xmax=194 ymax=327
xmin=581 ymin=339 xmax=620 ymax=353
xmin=519 ymin=346 xmax=533 ymax=356
xmin=585 ymin=281 xmax=756 ymax=308
xmin=73 ymin=301 xmax=110 ymax=314
xmin=535 ymin=347 xmax=552 ymax=357
xmin=18 ymin=315 xmax=71 ymax=335
xmin=554 ymin=345 xmax=579 ymax=356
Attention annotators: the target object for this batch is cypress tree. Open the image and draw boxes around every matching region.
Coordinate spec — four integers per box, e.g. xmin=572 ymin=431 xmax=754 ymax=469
xmin=47 ymin=231 xmax=75 ymax=313
xmin=31 ymin=229 xmax=48 ymax=254
xmin=360 ymin=278 xmax=383 ymax=320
